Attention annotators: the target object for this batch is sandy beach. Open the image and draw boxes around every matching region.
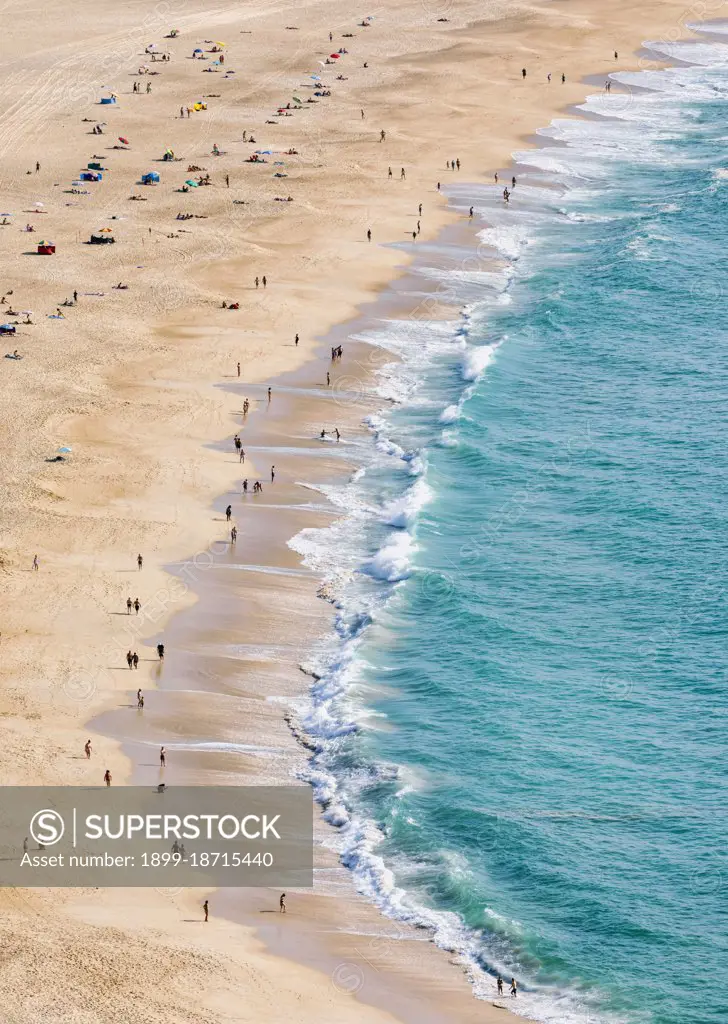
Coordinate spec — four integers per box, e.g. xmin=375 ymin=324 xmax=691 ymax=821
xmin=0 ymin=0 xmax=710 ymax=1019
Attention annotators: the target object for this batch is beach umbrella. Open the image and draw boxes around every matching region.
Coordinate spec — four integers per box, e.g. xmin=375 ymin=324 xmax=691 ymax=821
xmin=292 ymin=96 xmax=302 ymax=103
xmin=193 ymin=47 xmax=202 ymax=53
xmin=58 ymin=446 xmax=72 ymax=453
xmin=310 ymin=75 xmax=321 ymax=80
xmin=184 ymin=180 xmax=199 ymax=187
xmin=118 ymin=136 xmax=130 ymax=145
xmin=214 ymin=40 xmax=226 ymax=46
xmin=329 ymin=53 xmax=340 ymax=58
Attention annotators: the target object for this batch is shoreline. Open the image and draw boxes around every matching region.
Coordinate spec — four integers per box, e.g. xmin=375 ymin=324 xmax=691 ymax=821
xmin=1 ymin=1 xmax=716 ymax=1020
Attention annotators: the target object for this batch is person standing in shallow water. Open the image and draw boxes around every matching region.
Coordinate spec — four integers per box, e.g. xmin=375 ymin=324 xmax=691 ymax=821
xmin=510 ymin=978 xmax=518 ymax=997
xmin=497 ymin=976 xmax=503 ymax=996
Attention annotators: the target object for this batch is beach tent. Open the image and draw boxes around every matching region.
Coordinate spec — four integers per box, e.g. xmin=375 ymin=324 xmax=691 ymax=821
xmin=80 ymin=171 xmax=102 ymax=181
xmin=99 ymin=96 xmax=116 ymax=104
xmin=87 ymin=162 xmax=105 ymax=170
xmin=141 ymin=172 xmax=160 ymax=184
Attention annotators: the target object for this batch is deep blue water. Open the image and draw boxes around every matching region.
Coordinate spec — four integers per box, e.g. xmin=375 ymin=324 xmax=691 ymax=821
xmin=292 ymin=34 xmax=728 ymax=1024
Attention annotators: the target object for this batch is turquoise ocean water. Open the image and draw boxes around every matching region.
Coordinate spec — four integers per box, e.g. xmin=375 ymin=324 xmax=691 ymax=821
xmin=290 ymin=32 xmax=728 ymax=1024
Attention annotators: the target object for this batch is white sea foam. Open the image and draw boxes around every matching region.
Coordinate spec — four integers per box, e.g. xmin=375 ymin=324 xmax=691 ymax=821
xmin=381 ymin=479 xmax=432 ymax=529
xmin=439 ymin=403 xmax=460 ymax=423
xmin=461 ymin=342 xmax=499 ymax=381
xmin=363 ymin=532 xmax=415 ymax=581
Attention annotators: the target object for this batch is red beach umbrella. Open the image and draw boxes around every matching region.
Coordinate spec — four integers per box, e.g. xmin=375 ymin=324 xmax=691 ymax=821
xmin=329 ymin=53 xmax=340 ymax=58
xmin=118 ymin=136 xmax=130 ymax=145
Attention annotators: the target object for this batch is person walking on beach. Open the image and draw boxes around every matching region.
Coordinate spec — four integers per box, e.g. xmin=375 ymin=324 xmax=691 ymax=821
xmin=137 ymin=688 xmax=142 ymax=707
xmin=400 ymin=167 xmax=406 ymax=180
xmin=32 ymin=555 xmax=39 ymax=571
xmin=134 ymin=597 xmax=140 ymax=615
xmin=512 ymin=176 xmax=517 ymax=188
xmin=255 ymin=276 xmax=259 ymax=288
xmin=436 ymin=181 xmax=441 ymax=191
xmin=267 ymin=387 xmax=272 ymax=402
xmin=469 ymin=206 xmax=474 ymax=218
xmin=239 ymin=447 xmax=245 ymax=464
xmin=85 ymin=739 xmax=92 ymax=759
xmin=510 ymin=979 xmax=518 ymax=998
xmin=496 ymin=976 xmax=503 ymax=996
xmin=561 ymin=73 xmax=566 ymax=83
xmin=262 ymin=275 xmax=267 ymax=288
xmin=157 ymin=643 xmax=165 ymax=661
xmin=326 ymin=371 xmax=331 ymax=386
xmin=279 ymin=893 xmax=286 ymax=913
xmin=335 ymin=428 xmax=341 ymax=442
xmin=137 ymin=553 xmax=143 ymax=570
xmin=271 ymin=465 xmax=275 ymax=482
xmin=126 ymin=650 xmax=133 ymax=670
xmin=226 ymin=504 xmax=232 ymax=521
xmin=418 ymin=203 xmax=423 ymax=216
xmin=237 ymin=361 xmax=241 ymax=377
xmin=388 ymin=166 xmax=393 ymax=179
xmin=295 ymin=333 xmax=299 ymax=346
xmin=104 ymin=769 xmax=112 ymax=787
xmin=243 ymin=479 xmax=248 ymax=493
xmin=225 ymin=174 xmax=230 ymax=188
xmin=367 ymin=228 xmax=372 ymax=242
xmin=521 ymin=67 xmax=527 ymax=78
xmin=203 ymin=899 xmax=209 ymax=922
xmin=494 ymin=171 xmax=499 ymax=183
xmin=231 ymin=525 xmax=237 ymax=543
xmin=127 ymin=597 xmax=133 ymax=614
xmin=35 ymin=161 xmax=40 ymax=173
xmin=412 ymin=231 xmax=417 ymax=241
xmin=160 ymin=746 xmax=166 ymax=767
xmin=234 ymin=434 xmax=242 ymax=453
xmin=132 ymin=652 xmax=139 ymax=670
xmin=380 ymin=129 xmax=386 ymax=142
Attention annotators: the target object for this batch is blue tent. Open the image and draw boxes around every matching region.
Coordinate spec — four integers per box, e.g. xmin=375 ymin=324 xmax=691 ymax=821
xmin=80 ymin=171 xmax=102 ymax=181
xmin=141 ymin=172 xmax=160 ymax=184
